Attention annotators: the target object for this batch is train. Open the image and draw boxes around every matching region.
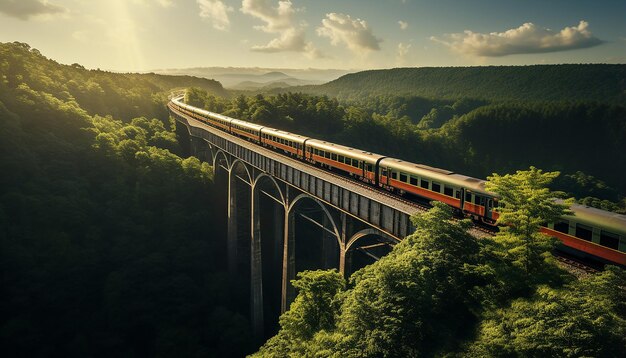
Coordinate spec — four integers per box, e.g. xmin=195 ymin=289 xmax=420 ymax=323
xmin=169 ymin=96 xmax=626 ymax=266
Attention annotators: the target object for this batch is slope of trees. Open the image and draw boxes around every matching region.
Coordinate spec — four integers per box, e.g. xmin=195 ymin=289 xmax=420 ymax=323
xmin=0 ymin=42 xmax=253 ymax=356
xmin=291 ymin=65 xmax=626 ymax=103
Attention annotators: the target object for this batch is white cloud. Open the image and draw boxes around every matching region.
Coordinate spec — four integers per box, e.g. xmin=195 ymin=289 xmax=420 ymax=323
xmin=0 ymin=0 xmax=67 ymax=20
xmin=197 ymin=0 xmax=233 ymax=31
xmin=398 ymin=20 xmax=408 ymax=30
xmin=431 ymin=20 xmax=603 ymax=57
xmin=317 ymin=13 xmax=382 ymax=54
xmin=241 ymin=0 xmax=322 ymax=58
xmin=241 ymin=0 xmax=295 ymax=32
xmin=396 ymin=42 xmax=411 ymax=64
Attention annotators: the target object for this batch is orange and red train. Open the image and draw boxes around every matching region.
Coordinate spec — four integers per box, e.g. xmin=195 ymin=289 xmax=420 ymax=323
xmin=170 ymin=96 xmax=626 ymax=266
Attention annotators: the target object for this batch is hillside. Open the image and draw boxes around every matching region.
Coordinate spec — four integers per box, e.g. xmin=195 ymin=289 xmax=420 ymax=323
xmin=0 ymin=42 xmax=253 ymax=356
xmin=0 ymin=41 xmax=228 ymax=121
xmin=293 ymin=65 xmax=626 ymax=102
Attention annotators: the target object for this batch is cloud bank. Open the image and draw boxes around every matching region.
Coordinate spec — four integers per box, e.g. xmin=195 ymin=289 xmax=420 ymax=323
xmin=317 ymin=13 xmax=382 ymax=54
xmin=241 ymin=0 xmax=321 ymax=58
xmin=431 ymin=21 xmax=603 ymax=57
xmin=197 ymin=0 xmax=233 ymax=31
xmin=0 ymin=0 xmax=66 ymax=20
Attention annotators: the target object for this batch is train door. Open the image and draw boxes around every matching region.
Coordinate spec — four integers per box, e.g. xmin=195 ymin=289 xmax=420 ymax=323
xmin=485 ymin=198 xmax=493 ymax=220
xmin=459 ymin=188 xmax=465 ymax=210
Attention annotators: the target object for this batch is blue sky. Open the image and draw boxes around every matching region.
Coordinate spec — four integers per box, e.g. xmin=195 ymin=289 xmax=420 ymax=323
xmin=0 ymin=0 xmax=624 ymax=71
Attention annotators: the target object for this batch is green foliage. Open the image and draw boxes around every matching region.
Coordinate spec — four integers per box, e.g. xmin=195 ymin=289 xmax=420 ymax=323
xmin=468 ymin=266 xmax=626 ymax=357
xmin=486 ymin=167 xmax=573 ymax=275
xmin=0 ymin=42 xmax=252 ymax=356
xmin=295 ymin=65 xmax=626 ymax=103
xmin=253 ymin=270 xmax=345 ymax=357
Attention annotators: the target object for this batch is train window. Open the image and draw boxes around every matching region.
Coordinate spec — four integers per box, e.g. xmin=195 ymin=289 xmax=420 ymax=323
xmin=391 ymin=171 xmax=397 ymax=180
xmin=465 ymin=192 xmax=472 ymax=202
xmin=381 ymin=168 xmax=387 ymax=176
xmin=338 ymin=155 xmax=345 ymax=163
xmin=325 ymin=152 xmax=330 ymax=159
xmin=331 ymin=153 xmax=338 ymax=161
xmin=575 ymin=224 xmax=593 ymax=241
xmin=420 ymin=179 xmax=429 ymax=189
xmin=554 ymin=221 xmax=569 ymax=234
xmin=410 ymin=176 xmax=418 ymax=186
xmin=455 ymin=190 xmax=461 ymax=199
xmin=432 ymin=182 xmax=441 ymax=193
xmin=600 ymin=231 xmax=619 ymax=250
xmin=400 ymin=173 xmax=408 ymax=182
xmin=352 ymin=159 xmax=359 ymax=168
xmin=444 ymin=186 xmax=454 ymax=196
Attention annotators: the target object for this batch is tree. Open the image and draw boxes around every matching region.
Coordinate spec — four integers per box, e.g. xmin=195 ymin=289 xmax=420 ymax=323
xmin=468 ymin=266 xmax=626 ymax=357
xmin=485 ymin=167 xmax=573 ymax=275
xmin=253 ymin=270 xmax=345 ymax=357
xmin=329 ymin=203 xmax=487 ymax=357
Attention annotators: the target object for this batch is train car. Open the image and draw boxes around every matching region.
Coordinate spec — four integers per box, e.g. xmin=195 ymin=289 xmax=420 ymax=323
xmin=261 ymin=128 xmax=308 ymax=158
xmin=172 ymin=98 xmax=233 ymax=132
xmin=230 ymin=118 xmax=264 ymax=142
xmin=544 ymin=204 xmax=626 ymax=265
xmin=377 ymin=158 xmax=499 ymax=223
xmin=305 ymin=139 xmax=386 ymax=183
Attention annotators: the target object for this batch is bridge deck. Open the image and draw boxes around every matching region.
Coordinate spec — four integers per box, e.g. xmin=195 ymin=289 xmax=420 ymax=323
xmin=177 ymin=108 xmax=423 ymax=216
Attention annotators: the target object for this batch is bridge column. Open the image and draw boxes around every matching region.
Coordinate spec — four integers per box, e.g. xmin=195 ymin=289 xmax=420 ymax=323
xmin=339 ymin=212 xmax=348 ymax=276
xmin=227 ymin=169 xmax=238 ymax=276
xmin=281 ymin=189 xmax=295 ymax=313
xmin=251 ymin=180 xmax=264 ymax=339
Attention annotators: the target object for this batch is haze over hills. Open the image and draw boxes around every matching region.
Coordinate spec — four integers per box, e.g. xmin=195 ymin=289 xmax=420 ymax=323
xmin=152 ymin=67 xmax=351 ymax=90
xmin=288 ymin=64 xmax=626 ymax=102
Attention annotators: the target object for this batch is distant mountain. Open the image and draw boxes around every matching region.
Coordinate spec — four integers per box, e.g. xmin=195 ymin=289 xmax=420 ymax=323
xmin=258 ymin=71 xmax=290 ymax=81
xmin=291 ymin=65 xmax=626 ymax=102
xmin=230 ymin=76 xmax=318 ymax=91
xmin=152 ymin=67 xmax=351 ymax=89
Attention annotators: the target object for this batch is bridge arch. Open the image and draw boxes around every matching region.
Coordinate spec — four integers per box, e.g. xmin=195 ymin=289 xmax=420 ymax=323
xmin=253 ymin=173 xmax=285 ymax=206
xmin=212 ymin=149 xmax=229 ymax=171
xmin=230 ymin=158 xmax=253 ymax=185
xmin=346 ymin=228 xmax=397 ymax=252
xmin=287 ymin=193 xmax=341 ymax=246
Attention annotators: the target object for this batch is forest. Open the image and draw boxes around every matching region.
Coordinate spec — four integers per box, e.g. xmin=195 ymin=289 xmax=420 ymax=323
xmin=0 ymin=42 xmax=254 ymax=356
xmin=291 ymin=64 xmax=626 ymax=103
xmin=1 ymin=41 xmax=625 ymax=357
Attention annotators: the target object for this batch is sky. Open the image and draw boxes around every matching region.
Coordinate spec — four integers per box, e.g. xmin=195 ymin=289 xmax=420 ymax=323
xmin=0 ymin=0 xmax=624 ymax=71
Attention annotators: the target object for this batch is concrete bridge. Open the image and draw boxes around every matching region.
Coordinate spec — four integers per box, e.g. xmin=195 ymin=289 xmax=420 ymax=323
xmin=168 ymin=100 xmax=422 ymax=338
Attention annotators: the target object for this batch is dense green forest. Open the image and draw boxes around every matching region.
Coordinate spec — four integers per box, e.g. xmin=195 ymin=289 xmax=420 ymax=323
xmin=186 ymin=88 xmax=626 ymax=212
xmin=289 ymin=65 xmax=626 ymax=103
xmin=0 ymin=42 xmax=253 ymax=356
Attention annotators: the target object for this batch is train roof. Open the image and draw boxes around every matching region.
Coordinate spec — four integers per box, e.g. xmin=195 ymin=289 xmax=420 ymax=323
xmin=230 ymin=118 xmax=265 ymax=131
xmin=566 ymin=203 xmax=626 ymax=236
xmin=173 ymin=98 xmax=233 ymax=123
xmin=306 ymin=139 xmax=387 ymax=163
xmin=379 ymin=157 xmax=494 ymax=196
xmin=261 ymin=127 xmax=309 ymax=143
